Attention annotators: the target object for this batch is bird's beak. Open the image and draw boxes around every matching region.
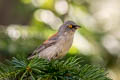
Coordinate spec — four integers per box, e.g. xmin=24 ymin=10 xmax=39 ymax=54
xmin=75 ymin=25 xmax=81 ymax=29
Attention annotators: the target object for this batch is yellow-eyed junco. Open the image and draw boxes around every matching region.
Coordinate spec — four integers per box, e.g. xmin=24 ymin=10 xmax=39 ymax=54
xmin=28 ymin=21 xmax=81 ymax=60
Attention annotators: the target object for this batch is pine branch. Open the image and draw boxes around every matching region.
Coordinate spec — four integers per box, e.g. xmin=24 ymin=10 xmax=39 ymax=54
xmin=0 ymin=56 xmax=112 ymax=80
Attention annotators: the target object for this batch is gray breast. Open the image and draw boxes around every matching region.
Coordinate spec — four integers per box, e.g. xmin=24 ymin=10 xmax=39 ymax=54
xmin=56 ymin=32 xmax=74 ymax=58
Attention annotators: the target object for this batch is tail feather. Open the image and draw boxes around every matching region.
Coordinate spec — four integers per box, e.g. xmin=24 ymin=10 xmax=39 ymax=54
xmin=27 ymin=55 xmax=36 ymax=60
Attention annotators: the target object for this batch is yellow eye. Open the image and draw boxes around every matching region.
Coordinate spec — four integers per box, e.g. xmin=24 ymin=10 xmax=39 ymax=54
xmin=68 ymin=25 xmax=72 ymax=28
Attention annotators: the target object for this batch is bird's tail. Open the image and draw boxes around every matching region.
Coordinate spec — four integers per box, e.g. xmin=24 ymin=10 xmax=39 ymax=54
xmin=27 ymin=55 xmax=36 ymax=60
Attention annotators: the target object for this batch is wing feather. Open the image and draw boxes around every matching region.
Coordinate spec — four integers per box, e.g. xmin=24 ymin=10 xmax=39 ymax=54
xmin=28 ymin=32 xmax=58 ymax=59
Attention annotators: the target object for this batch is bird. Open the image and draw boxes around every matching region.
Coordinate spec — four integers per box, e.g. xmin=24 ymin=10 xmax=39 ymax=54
xmin=28 ymin=21 xmax=81 ymax=60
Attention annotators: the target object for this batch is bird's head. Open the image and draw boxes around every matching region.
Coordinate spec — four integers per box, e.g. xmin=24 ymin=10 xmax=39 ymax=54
xmin=58 ymin=21 xmax=81 ymax=34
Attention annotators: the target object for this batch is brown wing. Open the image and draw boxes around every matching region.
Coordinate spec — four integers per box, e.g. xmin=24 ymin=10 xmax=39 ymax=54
xmin=43 ymin=32 xmax=58 ymax=44
xmin=28 ymin=32 xmax=58 ymax=59
xmin=32 ymin=40 xmax=56 ymax=55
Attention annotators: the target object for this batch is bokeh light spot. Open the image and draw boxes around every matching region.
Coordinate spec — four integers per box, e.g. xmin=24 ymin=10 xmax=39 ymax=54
xmin=6 ymin=25 xmax=21 ymax=40
xmin=34 ymin=9 xmax=63 ymax=30
xmin=55 ymin=0 xmax=68 ymax=15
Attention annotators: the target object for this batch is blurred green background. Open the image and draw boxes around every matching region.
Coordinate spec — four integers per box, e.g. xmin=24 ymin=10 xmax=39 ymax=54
xmin=0 ymin=0 xmax=120 ymax=79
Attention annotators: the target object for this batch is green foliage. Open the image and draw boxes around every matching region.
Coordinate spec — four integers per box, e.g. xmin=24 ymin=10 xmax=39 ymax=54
xmin=0 ymin=57 xmax=111 ymax=80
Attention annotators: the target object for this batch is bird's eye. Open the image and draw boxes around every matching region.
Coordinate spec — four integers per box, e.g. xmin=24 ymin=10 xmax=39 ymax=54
xmin=68 ymin=25 xmax=72 ymax=28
